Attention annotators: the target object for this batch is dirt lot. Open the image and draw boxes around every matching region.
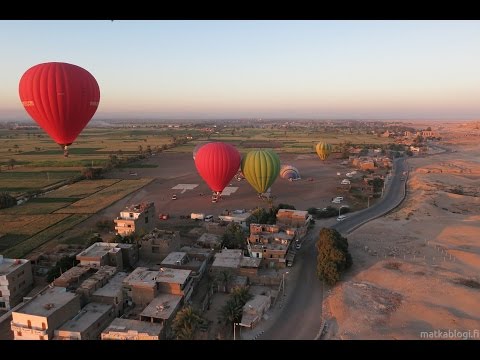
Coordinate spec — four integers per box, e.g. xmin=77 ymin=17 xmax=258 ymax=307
xmin=59 ymin=151 xmax=350 ymax=240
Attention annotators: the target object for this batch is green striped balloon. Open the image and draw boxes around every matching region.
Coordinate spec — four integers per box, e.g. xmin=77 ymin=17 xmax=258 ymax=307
xmin=241 ymin=149 xmax=280 ymax=194
xmin=315 ymin=142 xmax=332 ymax=161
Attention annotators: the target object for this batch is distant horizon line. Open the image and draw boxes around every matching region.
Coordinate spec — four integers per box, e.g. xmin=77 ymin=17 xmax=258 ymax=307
xmin=0 ymin=117 xmax=478 ymax=124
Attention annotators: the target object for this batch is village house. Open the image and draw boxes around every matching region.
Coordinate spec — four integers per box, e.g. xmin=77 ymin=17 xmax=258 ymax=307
xmin=139 ymin=229 xmax=181 ymax=261
xmin=53 ymin=302 xmax=115 ymax=340
xmin=0 ymin=255 xmax=33 ymax=310
xmin=101 ymin=318 xmax=163 ymax=340
xmin=11 ymin=286 xmax=81 ymax=340
xmin=114 ymin=202 xmax=156 ymax=236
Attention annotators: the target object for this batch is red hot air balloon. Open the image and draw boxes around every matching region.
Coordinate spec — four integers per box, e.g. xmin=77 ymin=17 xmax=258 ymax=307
xmin=19 ymin=62 xmax=100 ymax=157
xmin=194 ymin=142 xmax=241 ymax=195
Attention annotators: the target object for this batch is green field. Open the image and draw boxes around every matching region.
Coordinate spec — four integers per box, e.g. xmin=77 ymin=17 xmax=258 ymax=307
xmin=55 ymin=178 xmax=154 ymax=214
xmin=3 ymin=214 xmax=91 ymax=258
xmin=0 ymin=170 xmax=79 ymax=196
xmin=46 ymin=179 xmax=121 ymax=198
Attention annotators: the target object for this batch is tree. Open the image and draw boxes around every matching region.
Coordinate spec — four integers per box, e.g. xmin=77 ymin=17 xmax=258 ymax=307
xmin=46 ymin=255 xmax=79 ymax=283
xmin=221 ymin=223 xmax=247 ymax=250
xmin=215 ymin=270 xmax=234 ymax=293
xmin=0 ymin=192 xmax=16 ymax=209
xmin=219 ymin=298 xmax=243 ymax=325
xmin=81 ymin=167 xmax=102 ymax=180
xmin=172 ymin=306 xmax=204 ymax=340
xmin=316 ymin=228 xmax=352 ymax=285
xmin=8 ymin=158 xmax=16 ymax=169
xmin=231 ymin=286 xmax=253 ymax=305
xmin=137 ymin=144 xmax=143 ymax=154
xmin=108 ymin=154 xmax=119 ymax=167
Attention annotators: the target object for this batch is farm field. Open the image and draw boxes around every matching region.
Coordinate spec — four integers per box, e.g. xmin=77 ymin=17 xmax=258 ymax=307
xmin=0 ymin=124 xmax=395 ymax=259
xmin=0 ymin=126 xmax=199 ymax=196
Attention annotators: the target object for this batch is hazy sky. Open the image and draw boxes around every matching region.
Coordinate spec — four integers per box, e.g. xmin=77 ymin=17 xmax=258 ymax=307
xmin=1 ymin=20 xmax=480 ymax=121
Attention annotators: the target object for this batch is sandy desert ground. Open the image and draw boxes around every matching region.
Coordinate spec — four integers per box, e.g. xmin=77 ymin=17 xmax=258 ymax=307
xmin=323 ymin=122 xmax=480 ymax=340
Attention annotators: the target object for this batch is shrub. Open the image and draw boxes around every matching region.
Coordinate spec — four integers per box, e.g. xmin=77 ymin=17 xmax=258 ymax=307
xmin=316 ymin=228 xmax=353 ymax=285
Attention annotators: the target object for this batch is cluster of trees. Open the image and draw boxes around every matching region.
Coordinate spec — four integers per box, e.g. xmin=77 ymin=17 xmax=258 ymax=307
xmin=46 ymin=255 xmax=79 ymax=283
xmin=0 ymin=192 xmax=16 ymax=209
xmin=81 ymin=167 xmax=103 ymax=180
xmin=219 ymin=286 xmax=253 ymax=327
xmin=247 ymin=203 xmax=296 ymax=226
xmin=172 ymin=306 xmax=205 ymax=340
xmin=221 ymin=223 xmax=247 ymax=250
xmin=367 ymin=178 xmax=385 ymax=195
xmin=316 ymin=228 xmax=352 ymax=285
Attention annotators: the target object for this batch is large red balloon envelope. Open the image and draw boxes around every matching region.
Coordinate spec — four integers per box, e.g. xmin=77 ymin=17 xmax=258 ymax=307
xmin=194 ymin=142 xmax=241 ymax=194
xmin=18 ymin=62 xmax=100 ymax=156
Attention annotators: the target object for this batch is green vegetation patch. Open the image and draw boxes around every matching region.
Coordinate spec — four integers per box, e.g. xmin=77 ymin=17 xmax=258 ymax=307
xmin=19 ymin=148 xmax=101 ymax=156
xmin=46 ymin=179 xmax=121 ymax=198
xmin=0 ymin=198 xmax=76 ymax=215
xmin=56 ymin=178 xmax=154 ymax=214
xmin=3 ymin=214 xmax=90 ymax=259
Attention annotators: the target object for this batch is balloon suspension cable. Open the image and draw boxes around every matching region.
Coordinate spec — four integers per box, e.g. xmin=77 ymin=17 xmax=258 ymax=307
xmin=63 ymin=145 xmax=69 ymax=157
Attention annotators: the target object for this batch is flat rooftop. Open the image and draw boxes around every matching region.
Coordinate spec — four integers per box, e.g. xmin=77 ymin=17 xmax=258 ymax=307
xmin=93 ymin=272 xmax=128 ymax=298
xmin=103 ymin=318 xmax=163 ymax=336
xmin=123 ymin=267 xmax=158 ymax=288
xmin=212 ymin=249 xmax=243 ymax=269
xmin=55 ymin=302 xmax=112 ymax=333
xmin=121 ymin=202 xmax=154 ymax=214
xmin=15 ymin=287 xmax=78 ymax=317
xmin=161 ymin=252 xmax=188 ymax=266
xmin=218 ymin=212 xmax=251 ymax=222
xmin=156 ymin=267 xmax=191 ymax=285
xmin=240 ymin=257 xmax=262 ymax=268
xmin=53 ymin=265 xmax=93 ymax=285
xmin=77 ymin=242 xmax=120 ymax=259
xmin=140 ymin=293 xmax=183 ymax=320
xmin=0 ymin=256 xmax=29 ymax=276
xmin=277 ymin=209 xmax=308 ymax=218
xmin=251 ymin=243 xmax=288 ymax=251
xmin=196 ymin=233 xmax=221 ymax=245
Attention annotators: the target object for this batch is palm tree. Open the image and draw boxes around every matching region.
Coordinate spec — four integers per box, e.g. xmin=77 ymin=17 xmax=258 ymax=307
xmin=231 ymin=286 xmax=252 ymax=305
xmin=172 ymin=306 xmax=204 ymax=340
xmin=219 ymin=298 xmax=243 ymax=325
xmin=216 ymin=270 xmax=234 ymax=293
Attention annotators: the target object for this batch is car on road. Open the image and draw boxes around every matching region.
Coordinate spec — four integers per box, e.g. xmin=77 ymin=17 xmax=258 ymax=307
xmin=158 ymin=213 xmax=169 ymax=220
xmin=171 ymin=194 xmax=177 ymax=200
xmin=295 ymin=242 xmax=301 ymax=250
xmin=336 ymin=215 xmax=347 ymax=221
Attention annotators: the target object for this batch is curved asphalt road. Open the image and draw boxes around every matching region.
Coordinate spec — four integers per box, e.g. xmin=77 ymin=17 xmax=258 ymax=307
xmin=259 ymin=157 xmax=408 ymax=340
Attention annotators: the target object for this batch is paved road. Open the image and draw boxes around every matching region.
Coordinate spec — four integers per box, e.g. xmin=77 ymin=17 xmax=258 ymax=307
xmin=257 ymin=222 xmax=325 ymax=340
xmin=258 ymin=157 xmax=408 ymax=340
xmin=333 ymin=157 xmax=407 ymax=235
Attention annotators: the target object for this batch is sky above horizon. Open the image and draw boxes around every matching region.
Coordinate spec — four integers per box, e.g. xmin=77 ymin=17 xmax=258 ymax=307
xmin=1 ymin=20 xmax=480 ymax=121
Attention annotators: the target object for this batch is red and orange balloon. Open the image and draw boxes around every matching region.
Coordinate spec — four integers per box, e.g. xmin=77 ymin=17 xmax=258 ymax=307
xmin=19 ymin=62 xmax=100 ymax=156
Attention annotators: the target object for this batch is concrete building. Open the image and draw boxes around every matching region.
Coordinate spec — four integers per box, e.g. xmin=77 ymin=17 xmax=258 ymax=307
xmin=155 ymin=267 xmax=193 ymax=302
xmin=248 ymin=223 xmax=296 ymax=269
xmin=123 ymin=267 xmax=193 ymax=307
xmin=101 ymin=318 xmax=163 ymax=340
xmin=139 ymin=229 xmax=181 ymax=261
xmin=160 ymin=251 xmax=207 ymax=279
xmin=122 ymin=268 xmax=159 ymax=308
xmin=238 ymin=257 xmax=262 ymax=277
xmin=139 ymin=293 xmax=183 ymax=333
xmin=53 ymin=302 xmax=115 ymax=340
xmin=75 ymin=266 xmax=117 ymax=302
xmin=114 ymin=202 xmax=156 ymax=237
xmin=116 ymin=243 xmax=138 ymax=269
xmin=92 ymin=272 xmax=128 ymax=317
xmin=218 ymin=211 xmax=252 ymax=228
xmin=276 ymin=209 xmax=311 ymax=227
xmin=211 ymin=249 xmax=243 ymax=273
xmin=11 ymin=287 xmax=81 ymax=340
xmin=239 ymin=294 xmax=271 ymax=329
xmin=0 ymin=255 xmax=33 ymax=310
xmin=195 ymin=233 xmax=222 ymax=249
xmin=53 ymin=265 xmax=96 ymax=289
xmin=76 ymin=242 xmax=123 ymax=270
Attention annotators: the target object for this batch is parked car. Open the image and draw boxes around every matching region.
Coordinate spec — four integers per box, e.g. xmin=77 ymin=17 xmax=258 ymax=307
xmin=158 ymin=213 xmax=169 ymax=220
xmin=336 ymin=215 xmax=347 ymax=221
xmin=172 ymin=194 xmax=177 ymax=200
